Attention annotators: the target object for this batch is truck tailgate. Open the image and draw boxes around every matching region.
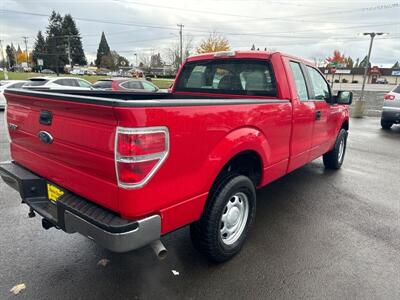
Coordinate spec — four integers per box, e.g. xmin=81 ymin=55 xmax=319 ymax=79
xmin=4 ymin=90 xmax=119 ymax=212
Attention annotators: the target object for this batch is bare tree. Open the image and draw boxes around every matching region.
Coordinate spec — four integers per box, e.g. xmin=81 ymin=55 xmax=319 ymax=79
xmin=164 ymin=36 xmax=193 ymax=72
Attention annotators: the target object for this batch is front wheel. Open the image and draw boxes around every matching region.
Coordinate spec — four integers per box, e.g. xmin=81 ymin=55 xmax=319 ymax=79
xmin=190 ymin=175 xmax=256 ymax=262
xmin=323 ymin=129 xmax=348 ymax=169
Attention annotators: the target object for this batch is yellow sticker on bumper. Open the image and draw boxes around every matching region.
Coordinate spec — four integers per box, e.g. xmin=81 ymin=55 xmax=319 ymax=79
xmin=47 ymin=183 xmax=64 ymax=202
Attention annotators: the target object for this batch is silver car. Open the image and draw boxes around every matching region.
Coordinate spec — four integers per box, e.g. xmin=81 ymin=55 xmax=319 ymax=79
xmin=0 ymin=80 xmax=29 ymax=109
xmin=381 ymin=85 xmax=400 ymax=129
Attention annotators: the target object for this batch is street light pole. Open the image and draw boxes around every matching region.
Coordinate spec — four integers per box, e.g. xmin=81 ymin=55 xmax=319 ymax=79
xmin=353 ymin=32 xmax=384 ymax=118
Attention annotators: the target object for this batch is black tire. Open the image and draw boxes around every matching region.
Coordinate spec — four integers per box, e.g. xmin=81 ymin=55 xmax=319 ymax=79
xmin=381 ymin=119 xmax=392 ymax=130
xmin=190 ymin=175 xmax=256 ymax=263
xmin=323 ymin=129 xmax=348 ymax=169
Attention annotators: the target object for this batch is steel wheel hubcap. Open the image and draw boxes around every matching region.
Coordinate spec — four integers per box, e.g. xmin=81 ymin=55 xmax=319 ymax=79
xmin=338 ymin=139 xmax=345 ymax=162
xmin=220 ymin=192 xmax=249 ymax=245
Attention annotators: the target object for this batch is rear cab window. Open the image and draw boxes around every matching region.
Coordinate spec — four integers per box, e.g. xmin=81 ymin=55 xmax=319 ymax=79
xmin=175 ymin=59 xmax=277 ymax=96
xmin=393 ymin=85 xmax=400 ymax=93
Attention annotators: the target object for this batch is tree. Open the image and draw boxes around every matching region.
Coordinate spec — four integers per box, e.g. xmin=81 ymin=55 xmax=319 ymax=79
xmin=61 ymin=14 xmax=87 ymax=66
xmin=359 ymin=55 xmax=371 ymax=68
xmin=345 ymin=56 xmax=354 ymax=68
xmin=354 ymin=58 xmax=360 ymax=68
xmin=5 ymin=44 xmax=16 ymax=67
xmin=99 ymin=51 xmax=129 ymax=70
xmin=326 ymin=50 xmax=345 ymax=66
xmin=391 ymin=61 xmax=399 ymax=69
xmin=95 ymin=32 xmax=111 ymax=68
xmin=150 ymin=53 xmax=163 ymax=67
xmin=32 ymin=31 xmax=46 ymax=68
xmin=197 ymin=32 xmax=230 ymax=54
xmin=45 ymin=11 xmax=65 ymax=74
xmin=165 ymin=36 xmax=193 ymax=71
xmin=16 ymin=51 xmax=30 ymax=65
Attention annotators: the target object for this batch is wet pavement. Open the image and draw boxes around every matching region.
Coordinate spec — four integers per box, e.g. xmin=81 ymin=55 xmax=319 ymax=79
xmin=0 ymin=112 xmax=399 ymax=299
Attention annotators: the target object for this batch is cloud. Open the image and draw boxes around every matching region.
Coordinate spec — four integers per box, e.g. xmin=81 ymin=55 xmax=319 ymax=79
xmin=1 ymin=0 xmax=399 ymax=66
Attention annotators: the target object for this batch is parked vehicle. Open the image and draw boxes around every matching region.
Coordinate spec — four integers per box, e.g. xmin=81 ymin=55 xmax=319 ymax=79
xmin=381 ymin=84 xmax=400 ymax=129
xmin=376 ymin=78 xmax=388 ymax=84
xmin=93 ymin=78 xmax=163 ymax=92
xmin=0 ymin=80 xmax=28 ymax=109
xmin=1 ymin=51 xmax=352 ymax=262
xmin=41 ymin=69 xmax=55 ymax=74
xmin=24 ymin=77 xmax=93 ymax=90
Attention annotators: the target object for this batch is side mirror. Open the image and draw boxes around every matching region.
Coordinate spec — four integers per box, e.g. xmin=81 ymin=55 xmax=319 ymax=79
xmin=335 ymin=91 xmax=353 ymax=105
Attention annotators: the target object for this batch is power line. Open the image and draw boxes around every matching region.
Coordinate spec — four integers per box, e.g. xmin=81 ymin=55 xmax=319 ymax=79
xmin=2 ymin=9 xmax=399 ymax=39
xmin=112 ymin=0 xmax=400 ymax=24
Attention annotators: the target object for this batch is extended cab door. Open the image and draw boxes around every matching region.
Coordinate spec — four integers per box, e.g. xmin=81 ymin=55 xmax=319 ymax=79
xmin=285 ymin=59 xmax=316 ymax=172
xmin=304 ymin=65 xmax=333 ymax=159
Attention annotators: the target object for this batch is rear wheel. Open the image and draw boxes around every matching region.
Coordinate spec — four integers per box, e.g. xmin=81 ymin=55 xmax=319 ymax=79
xmin=190 ymin=175 xmax=256 ymax=262
xmin=381 ymin=119 xmax=392 ymax=130
xmin=323 ymin=129 xmax=347 ymax=169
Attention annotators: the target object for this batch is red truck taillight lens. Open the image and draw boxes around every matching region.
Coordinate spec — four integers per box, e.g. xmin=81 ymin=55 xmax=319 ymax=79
xmin=384 ymin=94 xmax=395 ymax=101
xmin=115 ymin=127 xmax=169 ymax=189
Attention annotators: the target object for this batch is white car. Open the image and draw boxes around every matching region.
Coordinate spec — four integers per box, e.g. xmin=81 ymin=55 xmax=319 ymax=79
xmin=24 ymin=77 xmax=93 ymax=90
xmin=0 ymin=80 xmax=29 ymax=109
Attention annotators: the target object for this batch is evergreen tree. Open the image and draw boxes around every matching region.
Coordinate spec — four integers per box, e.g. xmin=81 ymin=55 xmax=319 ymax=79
xmin=391 ymin=61 xmax=399 ymax=69
xmin=61 ymin=14 xmax=87 ymax=66
xmin=359 ymin=55 xmax=371 ymax=69
xmin=5 ymin=45 xmax=16 ymax=67
xmin=32 ymin=31 xmax=46 ymax=68
xmin=16 ymin=45 xmax=22 ymax=56
xmin=95 ymin=32 xmax=111 ymax=67
xmin=45 ymin=11 xmax=65 ymax=74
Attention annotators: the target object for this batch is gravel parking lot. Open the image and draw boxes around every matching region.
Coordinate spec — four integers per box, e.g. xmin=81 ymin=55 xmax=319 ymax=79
xmin=0 ymin=112 xmax=399 ymax=299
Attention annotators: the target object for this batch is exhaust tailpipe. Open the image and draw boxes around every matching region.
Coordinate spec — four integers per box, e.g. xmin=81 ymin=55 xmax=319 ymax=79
xmin=150 ymin=240 xmax=167 ymax=260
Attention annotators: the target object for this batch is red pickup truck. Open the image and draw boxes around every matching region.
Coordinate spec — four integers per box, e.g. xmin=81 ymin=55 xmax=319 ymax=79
xmin=1 ymin=51 xmax=352 ymax=262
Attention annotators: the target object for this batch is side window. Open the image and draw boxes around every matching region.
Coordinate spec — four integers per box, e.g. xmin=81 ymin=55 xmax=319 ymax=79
xmin=142 ymin=81 xmax=157 ymax=92
xmin=53 ymin=79 xmax=66 ymax=86
xmin=289 ymin=61 xmax=309 ymax=101
xmin=306 ymin=66 xmax=331 ymax=101
xmin=78 ymin=79 xmax=92 ymax=88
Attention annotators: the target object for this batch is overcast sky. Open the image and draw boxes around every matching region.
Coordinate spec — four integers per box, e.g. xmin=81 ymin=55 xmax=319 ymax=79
xmin=1 ymin=0 xmax=399 ymax=67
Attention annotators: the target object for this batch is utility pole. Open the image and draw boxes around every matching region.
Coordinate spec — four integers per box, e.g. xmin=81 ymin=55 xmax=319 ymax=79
xmin=0 ymin=40 xmax=9 ymax=80
xmin=22 ymin=36 xmax=29 ymax=66
xmin=177 ymin=24 xmax=184 ymax=66
xmin=353 ymin=32 xmax=385 ymax=118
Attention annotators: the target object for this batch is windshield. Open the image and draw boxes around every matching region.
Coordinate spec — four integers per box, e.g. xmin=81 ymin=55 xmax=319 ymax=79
xmin=175 ymin=59 xmax=277 ymax=96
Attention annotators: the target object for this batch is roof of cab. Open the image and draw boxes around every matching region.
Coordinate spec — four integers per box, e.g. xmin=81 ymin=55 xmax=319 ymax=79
xmin=186 ymin=50 xmax=313 ymax=66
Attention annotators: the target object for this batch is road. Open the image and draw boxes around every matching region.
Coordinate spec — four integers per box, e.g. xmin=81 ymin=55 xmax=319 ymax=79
xmin=0 ymin=112 xmax=399 ymax=299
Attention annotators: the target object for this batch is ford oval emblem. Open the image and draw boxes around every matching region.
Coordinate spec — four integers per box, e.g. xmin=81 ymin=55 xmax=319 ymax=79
xmin=38 ymin=131 xmax=53 ymax=144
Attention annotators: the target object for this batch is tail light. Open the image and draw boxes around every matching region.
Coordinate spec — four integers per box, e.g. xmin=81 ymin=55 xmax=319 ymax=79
xmin=115 ymin=126 xmax=169 ymax=189
xmin=384 ymin=94 xmax=395 ymax=101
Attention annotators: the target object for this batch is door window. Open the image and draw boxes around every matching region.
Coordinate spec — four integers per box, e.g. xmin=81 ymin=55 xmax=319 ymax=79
xmin=142 ymin=81 xmax=157 ymax=92
xmin=306 ymin=66 xmax=331 ymax=101
xmin=121 ymin=81 xmax=142 ymax=90
xmin=289 ymin=61 xmax=309 ymax=101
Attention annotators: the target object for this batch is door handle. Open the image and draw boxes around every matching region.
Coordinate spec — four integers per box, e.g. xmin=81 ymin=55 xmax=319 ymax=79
xmin=316 ymin=110 xmax=321 ymax=120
